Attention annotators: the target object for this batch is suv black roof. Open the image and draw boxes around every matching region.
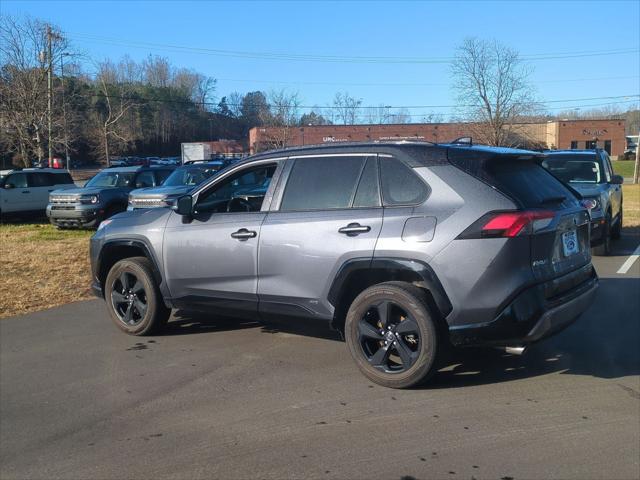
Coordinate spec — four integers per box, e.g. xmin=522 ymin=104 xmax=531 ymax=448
xmin=248 ymin=141 xmax=545 ymax=167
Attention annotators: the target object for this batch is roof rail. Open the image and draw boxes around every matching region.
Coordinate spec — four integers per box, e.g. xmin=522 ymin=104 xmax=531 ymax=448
xmin=450 ymin=136 xmax=473 ymax=146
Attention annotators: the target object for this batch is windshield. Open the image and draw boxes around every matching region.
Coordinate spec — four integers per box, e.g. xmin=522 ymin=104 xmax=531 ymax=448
xmin=86 ymin=171 xmax=136 ymax=188
xmin=541 ymin=156 xmax=602 ymax=184
xmin=163 ymin=166 xmax=219 ymax=187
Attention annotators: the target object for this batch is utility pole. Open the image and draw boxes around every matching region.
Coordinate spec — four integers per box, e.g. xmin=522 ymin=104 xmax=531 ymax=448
xmin=634 ymin=130 xmax=639 ymax=185
xmin=47 ymin=25 xmax=53 ymax=165
xmin=60 ymin=53 xmax=70 ymax=170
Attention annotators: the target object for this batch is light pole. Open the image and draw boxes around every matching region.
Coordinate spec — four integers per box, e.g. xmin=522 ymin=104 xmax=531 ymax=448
xmin=60 ymin=52 xmax=71 ymax=170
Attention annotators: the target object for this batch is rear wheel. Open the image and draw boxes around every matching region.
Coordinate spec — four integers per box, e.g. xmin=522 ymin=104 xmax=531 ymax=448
xmin=104 ymin=256 xmax=170 ymax=335
xmin=345 ymin=281 xmax=440 ymax=389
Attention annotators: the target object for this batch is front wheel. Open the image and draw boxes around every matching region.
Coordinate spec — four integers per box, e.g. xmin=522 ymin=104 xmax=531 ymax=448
xmin=104 ymin=256 xmax=170 ymax=335
xmin=593 ymin=215 xmax=612 ymax=256
xmin=345 ymin=281 xmax=440 ymax=389
xmin=611 ymin=208 xmax=622 ymax=240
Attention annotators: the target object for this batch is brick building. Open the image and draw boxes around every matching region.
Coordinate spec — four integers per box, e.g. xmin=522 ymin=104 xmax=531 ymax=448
xmin=249 ymin=118 xmax=626 ymax=156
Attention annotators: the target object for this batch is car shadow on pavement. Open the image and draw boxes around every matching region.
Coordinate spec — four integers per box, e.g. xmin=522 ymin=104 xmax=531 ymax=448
xmin=166 ymin=276 xmax=637 ymax=389
xmin=428 ymin=277 xmax=639 ymax=389
xmin=166 ymin=309 xmax=342 ymax=342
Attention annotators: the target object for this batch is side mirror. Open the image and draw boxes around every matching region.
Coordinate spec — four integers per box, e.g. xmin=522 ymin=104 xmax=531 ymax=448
xmin=173 ymin=194 xmax=193 ymax=216
xmin=610 ymin=174 xmax=624 ymax=185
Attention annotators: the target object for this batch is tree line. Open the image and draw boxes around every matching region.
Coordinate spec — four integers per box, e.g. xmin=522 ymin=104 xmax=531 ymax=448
xmin=1 ymin=16 xmax=637 ymax=168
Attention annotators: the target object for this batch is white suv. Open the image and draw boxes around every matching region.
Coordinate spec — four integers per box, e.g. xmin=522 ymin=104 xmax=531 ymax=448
xmin=0 ymin=168 xmax=76 ymax=219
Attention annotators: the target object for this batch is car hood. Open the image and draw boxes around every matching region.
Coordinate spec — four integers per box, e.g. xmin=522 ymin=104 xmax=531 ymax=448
xmin=569 ymin=184 xmax=605 ymax=198
xmin=50 ymin=187 xmax=109 ymax=197
xmin=129 ymin=185 xmax=192 ymax=198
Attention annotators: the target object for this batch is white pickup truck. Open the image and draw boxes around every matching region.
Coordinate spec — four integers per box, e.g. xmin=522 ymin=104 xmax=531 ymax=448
xmin=0 ymin=168 xmax=76 ymax=220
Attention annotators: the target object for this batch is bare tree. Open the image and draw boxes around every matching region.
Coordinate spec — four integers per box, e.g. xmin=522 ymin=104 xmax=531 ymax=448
xmin=333 ymin=91 xmax=362 ymax=125
xmin=227 ymin=91 xmax=243 ymax=117
xmin=451 ymin=38 xmax=539 ymax=147
xmin=0 ymin=16 xmax=68 ymax=166
xmin=90 ymin=61 xmax=136 ymax=164
xmin=264 ymin=89 xmax=301 ymax=149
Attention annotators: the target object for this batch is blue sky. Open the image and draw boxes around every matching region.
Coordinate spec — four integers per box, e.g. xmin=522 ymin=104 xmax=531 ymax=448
xmin=2 ymin=0 xmax=639 ymax=118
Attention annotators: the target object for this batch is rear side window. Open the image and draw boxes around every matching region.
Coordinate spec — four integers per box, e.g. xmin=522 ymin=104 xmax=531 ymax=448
xmin=379 ymin=157 xmax=429 ymax=206
xmin=353 ymin=157 xmax=381 ymax=208
xmin=450 ymin=150 xmax=579 ymax=209
xmin=29 ymin=172 xmax=54 ymax=187
xmin=280 ymin=156 xmax=365 ymax=211
xmin=54 ymin=173 xmax=74 ymax=184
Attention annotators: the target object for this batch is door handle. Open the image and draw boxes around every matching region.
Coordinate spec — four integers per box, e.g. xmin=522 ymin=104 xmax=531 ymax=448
xmin=338 ymin=223 xmax=371 ymax=236
xmin=231 ymin=228 xmax=257 ymax=240
xmin=21 ymin=190 xmax=30 ymax=194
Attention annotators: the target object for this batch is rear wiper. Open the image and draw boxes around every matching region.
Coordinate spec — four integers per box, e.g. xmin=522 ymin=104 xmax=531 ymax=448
xmin=539 ymin=195 xmax=566 ymax=205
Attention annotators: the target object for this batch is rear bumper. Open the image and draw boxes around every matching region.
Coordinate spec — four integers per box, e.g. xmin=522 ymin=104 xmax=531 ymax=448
xmin=449 ymin=264 xmax=598 ymax=347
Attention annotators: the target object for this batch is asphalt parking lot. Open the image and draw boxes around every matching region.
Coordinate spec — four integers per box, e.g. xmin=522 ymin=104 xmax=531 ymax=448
xmin=1 ymin=235 xmax=639 ymax=480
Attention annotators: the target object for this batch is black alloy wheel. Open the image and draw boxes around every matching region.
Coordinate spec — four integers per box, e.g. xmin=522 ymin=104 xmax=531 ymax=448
xmin=111 ymin=271 xmax=147 ymax=326
xmin=358 ymin=300 xmax=420 ymax=373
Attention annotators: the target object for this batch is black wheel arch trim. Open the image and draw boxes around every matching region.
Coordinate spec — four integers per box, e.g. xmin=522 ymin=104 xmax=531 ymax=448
xmin=328 ymin=257 xmax=453 ymax=318
xmin=96 ymin=239 xmax=167 ymax=301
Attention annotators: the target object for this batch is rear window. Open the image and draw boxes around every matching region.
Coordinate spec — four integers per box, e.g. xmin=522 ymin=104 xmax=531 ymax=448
xmin=449 ymin=150 xmax=579 ymax=209
xmin=541 ymin=155 xmax=603 ymax=184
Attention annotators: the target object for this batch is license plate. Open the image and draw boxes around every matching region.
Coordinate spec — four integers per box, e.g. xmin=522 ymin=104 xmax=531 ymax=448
xmin=562 ymin=229 xmax=579 ymax=257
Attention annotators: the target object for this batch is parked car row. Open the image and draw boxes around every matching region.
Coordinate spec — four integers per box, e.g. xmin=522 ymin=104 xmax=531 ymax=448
xmin=0 ymin=169 xmax=76 ymax=218
xmin=109 ymin=156 xmax=182 ymax=167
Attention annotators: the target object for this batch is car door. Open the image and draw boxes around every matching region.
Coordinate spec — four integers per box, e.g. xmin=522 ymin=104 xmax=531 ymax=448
xmin=1 ymin=173 xmax=33 ymax=213
xmin=257 ymin=154 xmax=383 ymax=320
xmin=163 ymin=160 xmax=283 ymax=317
xmin=28 ymin=172 xmax=57 ymax=210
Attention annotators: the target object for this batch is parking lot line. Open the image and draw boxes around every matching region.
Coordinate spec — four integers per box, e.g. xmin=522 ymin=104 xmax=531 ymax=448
xmin=616 ymin=243 xmax=640 ymax=274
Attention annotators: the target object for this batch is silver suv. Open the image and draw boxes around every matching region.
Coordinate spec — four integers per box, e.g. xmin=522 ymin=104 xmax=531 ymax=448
xmin=90 ymin=142 xmax=598 ymax=388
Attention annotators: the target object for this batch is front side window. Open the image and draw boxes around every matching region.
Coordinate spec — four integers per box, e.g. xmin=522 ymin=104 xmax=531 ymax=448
xmin=5 ymin=173 xmax=28 ymax=189
xmin=280 ymin=156 xmax=366 ymax=211
xmin=86 ymin=171 xmax=135 ymax=188
xmin=379 ymin=157 xmax=429 ymax=206
xmin=195 ymin=164 xmax=276 ymax=214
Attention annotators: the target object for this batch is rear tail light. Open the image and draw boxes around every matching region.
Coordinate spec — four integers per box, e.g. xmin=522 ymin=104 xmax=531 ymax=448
xmin=458 ymin=210 xmax=556 ymax=239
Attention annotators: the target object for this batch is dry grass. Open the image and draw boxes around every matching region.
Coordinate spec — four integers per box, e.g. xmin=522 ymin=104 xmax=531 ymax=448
xmin=0 ymin=223 xmax=93 ymax=318
xmin=0 ymin=185 xmax=638 ymax=319
xmin=622 ymin=184 xmax=640 ymax=228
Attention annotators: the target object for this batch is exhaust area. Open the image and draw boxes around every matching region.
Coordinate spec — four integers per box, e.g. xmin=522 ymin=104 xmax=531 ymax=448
xmin=505 ymin=346 xmax=527 ymax=355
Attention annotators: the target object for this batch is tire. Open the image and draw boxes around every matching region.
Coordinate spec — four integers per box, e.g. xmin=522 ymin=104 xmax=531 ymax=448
xmin=345 ymin=281 xmax=440 ymax=389
xmin=104 ymin=256 xmax=170 ymax=335
xmin=592 ymin=215 xmax=612 ymax=256
xmin=611 ymin=208 xmax=622 ymax=240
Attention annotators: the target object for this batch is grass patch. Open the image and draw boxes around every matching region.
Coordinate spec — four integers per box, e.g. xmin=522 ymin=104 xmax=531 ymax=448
xmin=622 ymin=184 xmax=640 ymax=228
xmin=0 ymin=223 xmax=94 ymax=319
xmin=612 ymin=160 xmax=637 ymax=178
